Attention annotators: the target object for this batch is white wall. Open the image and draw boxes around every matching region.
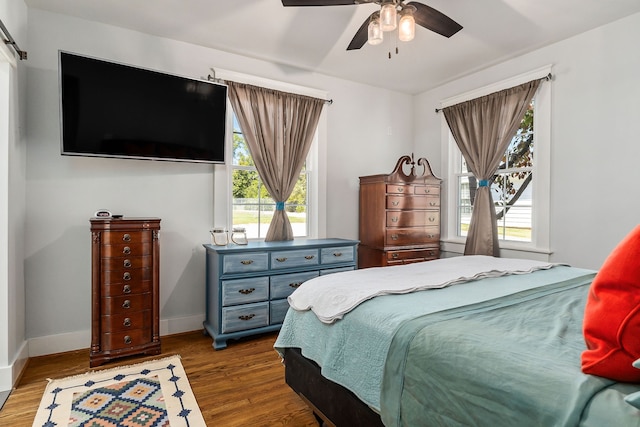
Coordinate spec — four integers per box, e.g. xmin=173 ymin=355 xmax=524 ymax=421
xmin=0 ymin=0 xmax=28 ymax=392
xmin=413 ymin=12 xmax=640 ymax=270
xmin=22 ymin=9 xmax=413 ymax=354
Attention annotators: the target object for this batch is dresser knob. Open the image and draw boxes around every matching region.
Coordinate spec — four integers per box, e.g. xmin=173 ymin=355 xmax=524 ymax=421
xmin=289 ymin=282 xmax=302 ymax=288
xmin=391 ymin=234 xmax=399 ymax=240
xmin=238 ymin=314 xmax=255 ymax=321
xmin=124 ymin=335 xmax=132 ymax=344
xmin=123 ymin=272 xmax=131 ymax=281
xmin=425 ymin=188 xmax=431 ymax=193
xmin=430 ymin=202 xmax=437 ymax=206
xmin=123 ymin=246 xmax=131 ymax=255
xmin=123 ymin=284 xmax=131 ymax=294
xmin=391 ymin=217 xmax=399 ymax=222
xmin=391 ymin=201 xmax=399 ymax=206
xmin=123 ymin=317 xmax=131 ymax=327
xmin=392 ymin=253 xmax=399 ymax=259
xmin=240 ymin=260 xmax=254 ymax=265
xmin=122 ymin=300 xmax=131 ymax=309
xmin=276 ymin=257 xmax=288 ymax=262
xmin=238 ymin=288 xmax=255 ymax=295
xmin=304 ymin=255 xmax=315 ymax=260
xmin=427 ymin=234 xmax=435 ymax=239
xmin=123 ymin=259 xmax=132 ymax=268
xmin=333 ymin=252 xmax=343 ymax=257
xmin=429 ymin=217 xmax=435 ymax=222
xmin=397 ymin=187 xmax=404 ymax=192
xmin=122 ymin=233 xmax=131 ymax=242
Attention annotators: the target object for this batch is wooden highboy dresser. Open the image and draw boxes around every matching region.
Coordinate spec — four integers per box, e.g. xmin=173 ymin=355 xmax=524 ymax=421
xmin=358 ymin=155 xmax=442 ymax=268
xmin=90 ymin=217 xmax=161 ymax=367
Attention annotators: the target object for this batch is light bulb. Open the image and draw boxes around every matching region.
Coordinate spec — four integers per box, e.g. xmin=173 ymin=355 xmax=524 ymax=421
xmin=368 ymin=15 xmax=383 ymax=45
xmin=398 ymin=8 xmax=415 ymax=42
xmin=380 ymin=2 xmax=397 ymax=32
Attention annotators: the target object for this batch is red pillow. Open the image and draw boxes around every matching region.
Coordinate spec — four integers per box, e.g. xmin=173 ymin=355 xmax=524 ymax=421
xmin=581 ymin=225 xmax=640 ymax=382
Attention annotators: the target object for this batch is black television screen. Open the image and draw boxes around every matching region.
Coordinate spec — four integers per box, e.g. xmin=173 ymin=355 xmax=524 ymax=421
xmin=59 ymin=51 xmax=227 ymax=163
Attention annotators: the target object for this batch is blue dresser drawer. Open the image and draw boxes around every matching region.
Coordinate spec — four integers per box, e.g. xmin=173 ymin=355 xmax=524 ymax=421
xmin=270 ymin=299 xmax=290 ymax=325
xmin=320 ymin=266 xmax=356 ymax=275
xmin=222 ymin=302 xmax=269 ymax=333
xmin=222 ymin=252 xmax=269 ymax=274
xmin=271 ymin=249 xmax=319 ymax=270
xmin=221 ymin=277 xmax=269 ymax=307
xmin=321 ymin=246 xmax=355 ymax=265
xmin=270 ymin=271 xmax=319 ymax=300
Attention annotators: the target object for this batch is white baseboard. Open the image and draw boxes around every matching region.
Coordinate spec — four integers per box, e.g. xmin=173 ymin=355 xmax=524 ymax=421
xmin=0 ymin=339 xmax=29 ymax=391
xmin=27 ymin=314 xmax=206 ymax=358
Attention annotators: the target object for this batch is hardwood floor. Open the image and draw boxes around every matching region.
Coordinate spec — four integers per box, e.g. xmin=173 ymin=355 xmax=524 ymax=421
xmin=0 ymin=330 xmax=319 ymax=426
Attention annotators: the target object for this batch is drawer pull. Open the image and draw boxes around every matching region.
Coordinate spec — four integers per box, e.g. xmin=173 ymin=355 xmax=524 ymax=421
xmin=122 ymin=233 xmax=131 ymax=242
xmin=123 ymin=317 xmax=131 ymax=327
xmin=430 ymin=201 xmax=437 ymax=206
xmin=123 ymin=246 xmax=131 ymax=255
xmin=333 ymin=252 xmax=343 ymax=257
xmin=124 ymin=335 xmax=132 ymax=344
xmin=240 ymin=260 xmax=254 ymax=265
xmin=238 ymin=288 xmax=255 ymax=295
xmin=392 ymin=253 xmax=399 ymax=259
xmin=391 ymin=234 xmax=399 ymax=240
xmin=304 ymin=255 xmax=315 ymax=260
xmin=123 ymin=272 xmax=131 ymax=281
xmin=397 ymin=187 xmax=404 ymax=192
xmin=239 ymin=314 xmax=255 ymax=321
xmin=289 ymin=282 xmax=302 ymax=288
xmin=391 ymin=217 xmax=399 ymax=223
xmin=391 ymin=201 xmax=399 ymax=206
xmin=429 ymin=217 xmax=436 ymax=222
xmin=276 ymin=257 xmax=288 ymax=262
xmin=122 ymin=300 xmax=131 ymax=309
xmin=123 ymin=284 xmax=131 ymax=294
xmin=427 ymin=234 xmax=435 ymax=239
xmin=425 ymin=188 xmax=431 ymax=193
xmin=123 ymin=259 xmax=132 ymax=268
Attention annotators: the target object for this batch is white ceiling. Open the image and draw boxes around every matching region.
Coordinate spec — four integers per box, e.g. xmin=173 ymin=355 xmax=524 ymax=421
xmin=25 ymin=0 xmax=640 ymax=94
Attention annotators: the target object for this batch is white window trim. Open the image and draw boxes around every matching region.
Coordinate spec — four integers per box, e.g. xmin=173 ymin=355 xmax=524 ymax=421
xmin=439 ymin=65 xmax=552 ymax=259
xmin=211 ymin=68 xmax=328 ymax=240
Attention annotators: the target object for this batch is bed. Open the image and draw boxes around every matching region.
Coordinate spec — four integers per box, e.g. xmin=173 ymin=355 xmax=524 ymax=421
xmin=274 ymin=255 xmax=640 ymax=427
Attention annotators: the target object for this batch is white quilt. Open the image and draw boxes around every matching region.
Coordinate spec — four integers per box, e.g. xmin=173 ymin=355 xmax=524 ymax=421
xmin=288 ymin=255 xmax=563 ymax=323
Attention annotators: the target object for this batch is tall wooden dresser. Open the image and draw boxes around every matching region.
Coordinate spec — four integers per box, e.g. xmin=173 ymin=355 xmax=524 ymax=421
xmin=90 ymin=217 xmax=161 ymax=367
xmin=359 ymin=155 xmax=442 ymax=268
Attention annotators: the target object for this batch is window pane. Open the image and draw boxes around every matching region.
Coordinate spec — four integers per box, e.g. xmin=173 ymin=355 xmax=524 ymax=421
xmin=233 ymin=204 xmax=260 ymax=239
xmin=458 ymin=176 xmax=472 ymax=237
xmin=494 ymin=172 xmax=532 ymax=242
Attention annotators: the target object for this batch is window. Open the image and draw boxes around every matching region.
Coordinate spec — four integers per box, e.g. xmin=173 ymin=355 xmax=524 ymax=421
xmin=454 ymin=100 xmax=534 ymax=242
xmin=231 ymin=114 xmax=311 ymax=239
xmin=442 ymin=67 xmax=551 ymax=256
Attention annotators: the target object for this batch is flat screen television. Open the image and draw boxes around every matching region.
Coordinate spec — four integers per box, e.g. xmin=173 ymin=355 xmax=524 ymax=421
xmin=59 ymin=51 xmax=228 ymax=163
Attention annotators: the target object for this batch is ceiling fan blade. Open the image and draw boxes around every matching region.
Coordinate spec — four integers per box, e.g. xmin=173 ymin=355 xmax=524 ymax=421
xmin=346 ymin=12 xmax=375 ymax=50
xmin=282 ymin=0 xmax=357 ymax=6
xmin=406 ymin=2 xmax=462 ymax=38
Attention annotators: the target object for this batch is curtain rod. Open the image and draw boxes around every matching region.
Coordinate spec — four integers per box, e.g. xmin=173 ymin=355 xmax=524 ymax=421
xmin=0 ymin=18 xmax=27 ymax=60
xmin=434 ymin=73 xmax=552 ymax=113
xmin=207 ymin=68 xmax=333 ymax=105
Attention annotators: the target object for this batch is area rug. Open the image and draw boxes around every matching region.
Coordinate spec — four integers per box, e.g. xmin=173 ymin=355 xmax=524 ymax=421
xmin=32 ymin=355 xmax=206 ymax=427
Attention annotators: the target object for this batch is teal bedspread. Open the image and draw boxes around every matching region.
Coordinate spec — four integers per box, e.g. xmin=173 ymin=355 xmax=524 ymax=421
xmin=274 ymin=266 xmax=640 ymax=426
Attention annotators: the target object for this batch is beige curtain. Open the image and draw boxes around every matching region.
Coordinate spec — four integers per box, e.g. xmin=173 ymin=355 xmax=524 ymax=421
xmin=443 ymin=79 xmax=541 ymax=256
xmin=227 ymin=81 xmax=325 ymax=241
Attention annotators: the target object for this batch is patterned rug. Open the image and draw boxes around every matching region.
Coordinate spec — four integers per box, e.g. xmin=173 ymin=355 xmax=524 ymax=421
xmin=32 ymin=355 xmax=205 ymax=427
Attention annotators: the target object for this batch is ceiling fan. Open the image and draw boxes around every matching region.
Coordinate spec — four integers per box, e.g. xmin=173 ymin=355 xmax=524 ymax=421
xmin=281 ymin=0 xmax=463 ymax=51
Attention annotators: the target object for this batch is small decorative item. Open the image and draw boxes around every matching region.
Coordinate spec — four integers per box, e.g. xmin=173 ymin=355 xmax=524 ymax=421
xmin=94 ymin=209 xmax=112 ymax=218
xmin=210 ymin=228 xmax=228 ymax=246
xmin=230 ymin=227 xmax=248 ymax=245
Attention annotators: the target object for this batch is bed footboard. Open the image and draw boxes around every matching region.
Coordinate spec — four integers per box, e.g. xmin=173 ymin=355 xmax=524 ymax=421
xmin=284 ymin=347 xmax=384 ymax=427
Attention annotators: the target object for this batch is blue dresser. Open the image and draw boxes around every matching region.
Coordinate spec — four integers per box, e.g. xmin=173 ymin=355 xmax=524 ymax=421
xmin=203 ymin=238 xmax=359 ymax=349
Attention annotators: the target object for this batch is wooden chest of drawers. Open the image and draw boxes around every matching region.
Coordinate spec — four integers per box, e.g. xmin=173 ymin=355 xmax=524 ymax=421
xmin=90 ymin=217 xmax=161 ymax=367
xmin=359 ymin=155 xmax=442 ymax=268
xmin=203 ymin=238 xmax=358 ymax=349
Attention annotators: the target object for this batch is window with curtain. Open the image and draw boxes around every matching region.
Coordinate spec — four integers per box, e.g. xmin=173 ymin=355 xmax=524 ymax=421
xmin=454 ymin=99 xmax=534 ymax=242
xmin=442 ymin=67 xmax=552 ymax=256
xmin=231 ymin=114 xmax=311 ymax=239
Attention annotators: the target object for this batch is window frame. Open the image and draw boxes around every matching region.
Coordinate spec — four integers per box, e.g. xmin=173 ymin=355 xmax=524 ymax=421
xmin=440 ymin=66 xmax=552 ymax=259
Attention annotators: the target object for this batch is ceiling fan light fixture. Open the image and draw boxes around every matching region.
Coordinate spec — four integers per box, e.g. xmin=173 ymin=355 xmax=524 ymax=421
xmin=368 ymin=13 xmax=383 ymax=45
xmin=380 ymin=2 xmax=397 ymax=32
xmin=398 ymin=6 xmax=415 ymax=42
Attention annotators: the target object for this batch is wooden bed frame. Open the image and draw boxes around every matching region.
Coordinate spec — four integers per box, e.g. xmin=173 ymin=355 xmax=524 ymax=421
xmin=284 ymin=347 xmax=384 ymax=427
